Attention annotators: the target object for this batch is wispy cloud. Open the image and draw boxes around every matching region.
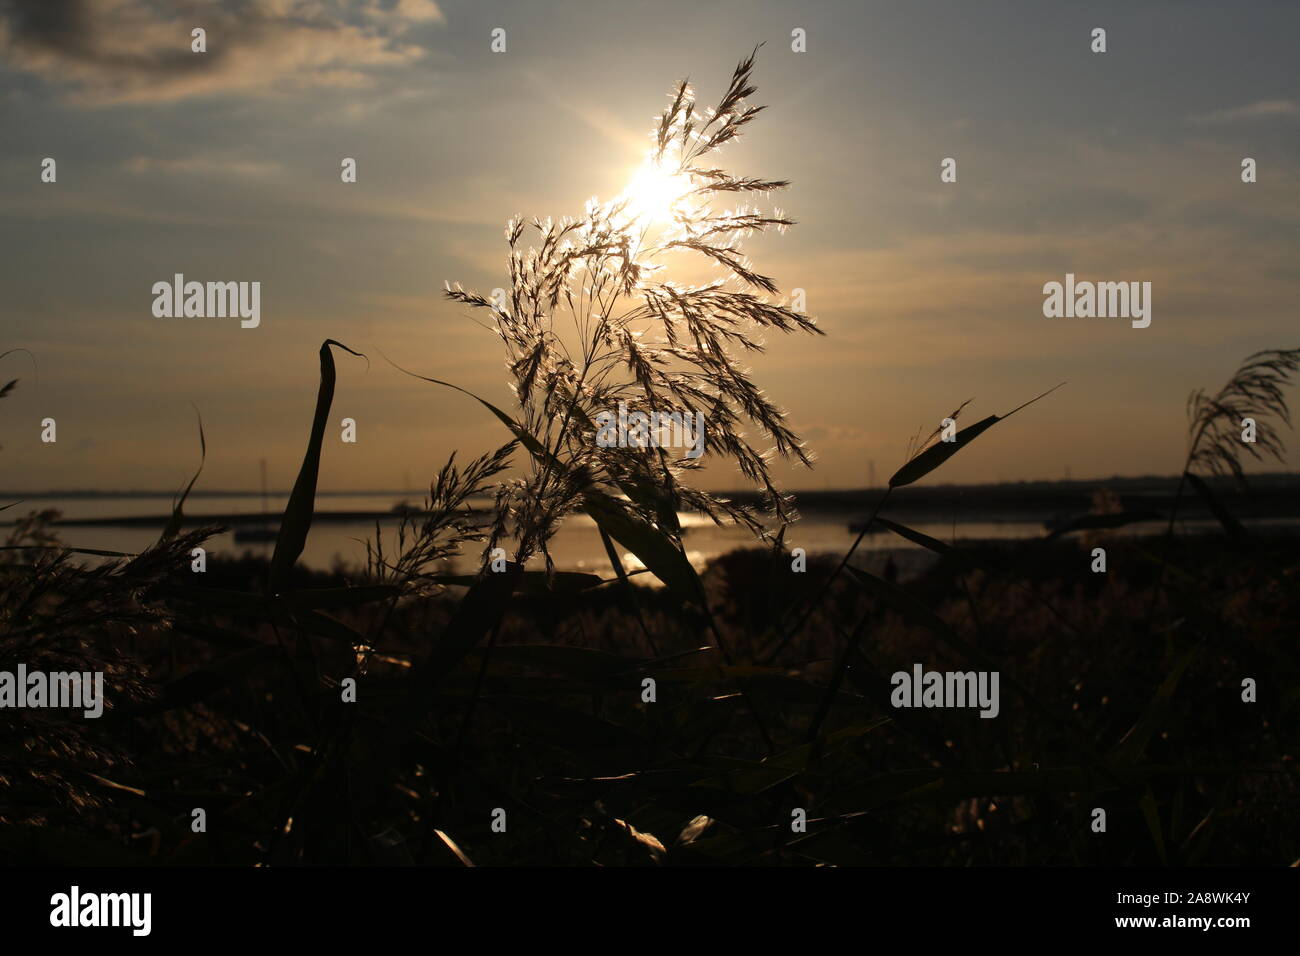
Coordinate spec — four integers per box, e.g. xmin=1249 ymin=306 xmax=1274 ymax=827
xmin=1190 ymin=99 xmax=1299 ymax=124
xmin=122 ymin=155 xmax=282 ymax=177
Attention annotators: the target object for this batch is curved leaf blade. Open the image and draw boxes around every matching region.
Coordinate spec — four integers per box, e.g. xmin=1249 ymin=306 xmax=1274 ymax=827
xmin=270 ymin=340 xmax=365 ymax=593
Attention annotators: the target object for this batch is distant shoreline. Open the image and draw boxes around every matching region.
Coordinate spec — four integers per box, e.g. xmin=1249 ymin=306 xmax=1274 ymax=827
xmin=6 ymin=474 xmax=1300 ymax=527
xmin=5 ymin=472 xmax=1298 ymax=501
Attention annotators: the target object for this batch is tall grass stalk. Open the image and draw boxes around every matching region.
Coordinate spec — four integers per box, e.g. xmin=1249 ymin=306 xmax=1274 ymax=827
xmin=441 ymin=45 xmax=822 ymax=574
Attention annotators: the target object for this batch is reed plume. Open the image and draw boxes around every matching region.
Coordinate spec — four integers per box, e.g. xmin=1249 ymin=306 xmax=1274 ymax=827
xmin=444 ymin=47 xmax=823 ymax=569
xmin=1185 ymin=348 xmax=1300 ymax=482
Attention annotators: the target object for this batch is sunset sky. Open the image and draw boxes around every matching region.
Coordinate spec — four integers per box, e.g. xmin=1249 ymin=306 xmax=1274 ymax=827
xmin=3 ymin=0 xmax=1298 ymax=494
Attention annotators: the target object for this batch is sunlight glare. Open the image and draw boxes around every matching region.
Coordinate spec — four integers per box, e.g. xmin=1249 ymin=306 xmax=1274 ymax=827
xmin=621 ymin=160 xmax=691 ymax=226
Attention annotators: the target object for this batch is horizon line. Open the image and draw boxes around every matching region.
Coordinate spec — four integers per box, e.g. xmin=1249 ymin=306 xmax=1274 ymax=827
xmin=6 ymin=470 xmax=1300 ymax=499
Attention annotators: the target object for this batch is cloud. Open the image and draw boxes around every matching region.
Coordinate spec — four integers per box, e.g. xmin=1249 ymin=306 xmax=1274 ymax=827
xmin=0 ymin=0 xmax=442 ymax=105
xmin=800 ymin=423 xmax=875 ymax=445
xmin=1190 ymin=99 xmax=1299 ymax=124
xmin=375 ymin=0 xmax=444 ymax=25
xmin=122 ymin=155 xmax=282 ymax=177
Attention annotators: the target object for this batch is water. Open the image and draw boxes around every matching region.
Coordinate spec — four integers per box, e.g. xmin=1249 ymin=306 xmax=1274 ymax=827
xmin=8 ymin=492 xmax=1296 ymax=581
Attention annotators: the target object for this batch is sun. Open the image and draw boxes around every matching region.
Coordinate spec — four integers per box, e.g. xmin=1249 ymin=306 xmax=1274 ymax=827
xmin=621 ymin=160 xmax=692 ymax=226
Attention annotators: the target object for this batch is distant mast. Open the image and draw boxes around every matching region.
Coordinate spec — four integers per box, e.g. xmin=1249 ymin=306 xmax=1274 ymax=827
xmin=235 ymin=458 xmax=277 ymax=543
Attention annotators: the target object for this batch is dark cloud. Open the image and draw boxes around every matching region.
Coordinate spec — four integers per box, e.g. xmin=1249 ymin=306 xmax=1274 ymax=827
xmin=0 ymin=0 xmax=439 ymax=105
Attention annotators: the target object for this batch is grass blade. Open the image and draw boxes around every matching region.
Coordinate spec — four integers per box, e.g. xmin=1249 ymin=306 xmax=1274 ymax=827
xmin=888 ymin=384 xmax=1064 ymax=488
xmin=1184 ymin=470 xmax=1247 ymax=541
xmin=270 ymin=340 xmax=365 ymax=594
xmin=159 ymin=405 xmax=205 ymax=542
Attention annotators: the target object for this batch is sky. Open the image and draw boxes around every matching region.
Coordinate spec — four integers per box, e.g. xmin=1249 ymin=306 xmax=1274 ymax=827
xmin=2 ymin=0 xmax=1298 ymax=495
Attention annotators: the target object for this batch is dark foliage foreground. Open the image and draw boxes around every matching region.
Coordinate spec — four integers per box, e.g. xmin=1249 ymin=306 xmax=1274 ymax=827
xmin=1 ymin=519 xmax=1295 ymax=866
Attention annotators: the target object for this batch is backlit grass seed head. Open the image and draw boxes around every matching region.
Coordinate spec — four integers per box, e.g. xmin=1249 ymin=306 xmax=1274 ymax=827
xmin=444 ymin=48 xmax=823 ymax=560
xmin=1186 ymin=348 xmax=1300 ymax=482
